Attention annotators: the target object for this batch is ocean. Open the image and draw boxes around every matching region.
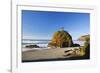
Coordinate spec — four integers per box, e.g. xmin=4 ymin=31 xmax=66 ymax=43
xmin=22 ymin=39 xmax=85 ymax=48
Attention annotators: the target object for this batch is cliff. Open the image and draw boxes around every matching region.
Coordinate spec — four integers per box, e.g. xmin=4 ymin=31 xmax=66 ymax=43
xmin=78 ymin=35 xmax=90 ymax=41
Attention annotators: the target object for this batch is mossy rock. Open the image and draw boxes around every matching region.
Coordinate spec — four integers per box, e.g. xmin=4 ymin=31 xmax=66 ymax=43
xmin=81 ymin=36 xmax=90 ymax=58
xmin=48 ymin=30 xmax=73 ymax=48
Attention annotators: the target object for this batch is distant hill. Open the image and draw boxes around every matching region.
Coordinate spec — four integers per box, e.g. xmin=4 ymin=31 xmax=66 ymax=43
xmin=78 ymin=35 xmax=90 ymax=41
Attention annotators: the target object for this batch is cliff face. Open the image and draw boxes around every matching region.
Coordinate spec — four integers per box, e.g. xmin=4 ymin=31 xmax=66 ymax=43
xmin=78 ymin=35 xmax=90 ymax=41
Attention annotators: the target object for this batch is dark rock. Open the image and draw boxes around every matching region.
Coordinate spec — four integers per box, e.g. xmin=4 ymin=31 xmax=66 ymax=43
xmin=72 ymin=44 xmax=80 ymax=47
xmin=25 ymin=45 xmax=40 ymax=48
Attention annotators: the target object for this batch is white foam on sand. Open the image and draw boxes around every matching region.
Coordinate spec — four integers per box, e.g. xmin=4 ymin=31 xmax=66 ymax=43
xmin=22 ymin=40 xmax=85 ymax=52
xmin=22 ymin=47 xmax=50 ymax=52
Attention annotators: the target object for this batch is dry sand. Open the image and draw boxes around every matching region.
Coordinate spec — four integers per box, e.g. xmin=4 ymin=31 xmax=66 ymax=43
xmin=22 ymin=47 xmax=80 ymax=62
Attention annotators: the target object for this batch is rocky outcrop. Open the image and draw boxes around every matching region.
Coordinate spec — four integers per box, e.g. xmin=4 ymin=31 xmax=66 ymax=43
xmin=48 ymin=29 xmax=73 ymax=48
xmin=25 ymin=45 xmax=40 ymax=48
xmin=78 ymin=35 xmax=90 ymax=41
xmin=72 ymin=44 xmax=80 ymax=47
xmin=82 ymin=35 xmax=90 ymax=58
xmin=78 ymin=34 xmax=90 ymax=58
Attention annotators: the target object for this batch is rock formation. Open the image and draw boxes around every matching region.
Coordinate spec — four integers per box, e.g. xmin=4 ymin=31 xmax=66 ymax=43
xmin=48 ymin=29 xmax=73 ymax=48
xmin=78 ymin=35 xmax=90 ymax=41
xmin=25 ymin=44 xmax=40 ymax=48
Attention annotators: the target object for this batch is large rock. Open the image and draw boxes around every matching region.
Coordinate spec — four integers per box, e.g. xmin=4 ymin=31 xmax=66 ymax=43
xmin=78 ymin=35 xmax=90 ymax=41
xmin=48 ymin=30 xmax=73 ymax=48
xmin=82 ymin=36 xmax=90 ymax=58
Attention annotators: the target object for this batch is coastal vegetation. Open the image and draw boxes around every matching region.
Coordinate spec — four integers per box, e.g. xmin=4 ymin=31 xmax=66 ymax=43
xmin=81 ymin=35 xmax=90 ymax=58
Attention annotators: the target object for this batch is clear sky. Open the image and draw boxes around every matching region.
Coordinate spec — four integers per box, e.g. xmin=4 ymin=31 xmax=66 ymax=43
xmin=22 ymin=10 xmax=90 ymax=40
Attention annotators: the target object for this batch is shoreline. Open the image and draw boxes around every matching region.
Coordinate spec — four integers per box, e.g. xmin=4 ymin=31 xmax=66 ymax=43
xmin=22 ymin=47 xmax=89 ymax=62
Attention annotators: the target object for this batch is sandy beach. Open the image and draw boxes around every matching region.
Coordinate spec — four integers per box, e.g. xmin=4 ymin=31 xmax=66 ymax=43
xmin=22 ymin=47 xmax=82 ymax=62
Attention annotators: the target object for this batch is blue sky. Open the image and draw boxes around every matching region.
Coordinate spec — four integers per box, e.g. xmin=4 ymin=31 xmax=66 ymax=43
xmin=22 ymin=10 xmax=90 ymax=40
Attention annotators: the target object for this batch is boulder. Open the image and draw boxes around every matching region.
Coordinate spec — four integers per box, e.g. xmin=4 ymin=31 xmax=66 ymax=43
xmin=78 ymin=35 xmax=90 ymax=41
xmin=48 ymin=29 xmax=73 ymax=48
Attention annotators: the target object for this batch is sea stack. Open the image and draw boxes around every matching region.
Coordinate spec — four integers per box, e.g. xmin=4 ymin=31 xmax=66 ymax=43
xmin=48 ymin=27 xmax=73 ymax=48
